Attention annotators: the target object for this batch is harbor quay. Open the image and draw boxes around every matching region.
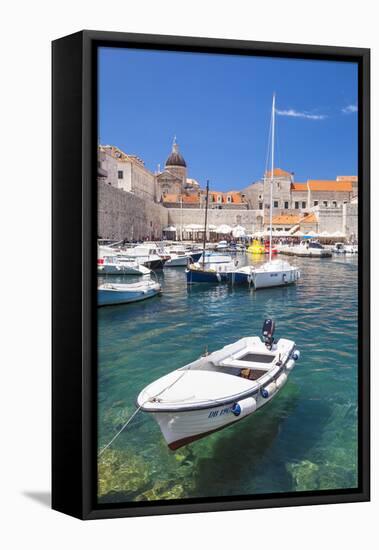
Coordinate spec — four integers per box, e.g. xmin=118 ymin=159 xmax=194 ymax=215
xmin=97 ymin=141 xmax=358 ymax=243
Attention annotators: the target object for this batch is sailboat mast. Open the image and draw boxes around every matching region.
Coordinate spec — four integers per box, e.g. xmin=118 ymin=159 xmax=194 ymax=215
xmin=269 ymin=93 xmax=276 ymax=263
xmin=202 ymin=180 xmax=210 ymax=269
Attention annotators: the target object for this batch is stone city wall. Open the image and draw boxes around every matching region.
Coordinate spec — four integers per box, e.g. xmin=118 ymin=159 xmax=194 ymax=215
xmin=167 ymin=208 xmax=263 ymax=232
xmin=98 ymin=181 xmax=168 ymax=240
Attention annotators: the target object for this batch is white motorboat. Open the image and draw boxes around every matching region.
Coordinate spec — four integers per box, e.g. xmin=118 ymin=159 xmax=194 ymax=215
xmin=137 ymin=320 xmax=299 ymax=450
xmin=237 ymin=259 xmax=300 ymax=289
xmin=344 ymin=244 xmax=358 ymax=254
xmin=216 ymin=240 xmax=229 ymax=251
xmin=164 ymin=253 xmax=192 ymax=267
xmin=123 ymin=245 xmax=167 ymax=269
xmin=246 ymin=94 xmax=300 ymax=289
xmin=288 ymin=240 xmax=332 ymax=257
xmin=98 ymin=280 xmax=161 ymax=306
xmin=98 ymin=256 xmax=152 ymax=275
xmin=334 ymin=242 xmax=358 ymax=255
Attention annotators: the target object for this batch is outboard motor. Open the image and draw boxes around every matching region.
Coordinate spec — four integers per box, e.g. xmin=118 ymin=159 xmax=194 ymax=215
xmin=262 ymin=319 xmax=275 ymax=349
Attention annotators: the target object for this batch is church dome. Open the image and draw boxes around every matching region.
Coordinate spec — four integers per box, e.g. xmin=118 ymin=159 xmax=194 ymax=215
xmin=165 ymin=139 xmax=187 ymax=168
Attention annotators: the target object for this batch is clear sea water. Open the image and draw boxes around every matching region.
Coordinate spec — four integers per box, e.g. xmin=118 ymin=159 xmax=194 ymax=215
xmin=97 ymin=253 xmax=358 ymax=503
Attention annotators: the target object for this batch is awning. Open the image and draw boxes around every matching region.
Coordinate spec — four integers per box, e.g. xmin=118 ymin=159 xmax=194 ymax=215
xmin=163 ymin=225 xmax=177 ymax=232
xmin=184 ymin=223 xmax=204 ymax=231
xmin=216 ymin=224 xmax=232 ymax=234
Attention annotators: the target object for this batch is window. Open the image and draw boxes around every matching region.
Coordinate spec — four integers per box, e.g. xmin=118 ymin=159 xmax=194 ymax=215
xmin=217 ymin=195 xmax=222 ymax=203
xmin=227 ymin=196 xmax=232 ymax=203
xmin=284 ymin=201 xmax=289 ymax=209
xmin=118 ymin=170 xmax=123 ymax=179
xmin=259 ymin=202 xmax=263 ymax=210
xmin=259 ymin=194 xmax=263 ymax=200
xmin=302 ymin=201 xmax=306 ymax=209
xmin=332 ymin=201 xmax=337 ymax=207
xmin=274 ymin=201 xmax=279 ymax=208
xmin=295 ymin=202 xmax=299 ymax=209
xmin=314 ymin=200 xmax=319 ymax=206
xmin=323 ymin=201 xmax=328 ymax=207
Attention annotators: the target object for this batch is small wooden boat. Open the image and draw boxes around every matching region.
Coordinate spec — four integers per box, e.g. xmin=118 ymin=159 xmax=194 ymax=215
xmin=137 ymin=320 xmax=299 ymax=450
xmin=98 ymin=280 xmax=161 ymax=306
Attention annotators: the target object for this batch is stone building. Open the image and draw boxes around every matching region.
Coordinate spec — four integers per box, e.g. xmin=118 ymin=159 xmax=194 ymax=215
xmin=97 ymin=146 xmax=118 ymax=187
xmin=243 ymin=168 xmax=355 ymax=213
xmin=97 ymin=141 xmax=358 ymax=242
xmin=157 ymin=139 xmax=188 ymax=198
xmin=98 ymin=145 xmax=157 ymax=202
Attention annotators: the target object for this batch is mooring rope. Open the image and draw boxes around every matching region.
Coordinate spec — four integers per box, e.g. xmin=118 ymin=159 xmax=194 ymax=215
xmin=98 ymin=404 xmax=144 ymax=457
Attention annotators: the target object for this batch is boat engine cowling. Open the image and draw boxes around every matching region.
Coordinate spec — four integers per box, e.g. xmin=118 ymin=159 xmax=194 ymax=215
xmin=262 ymin=319 xmax=275 ymax=349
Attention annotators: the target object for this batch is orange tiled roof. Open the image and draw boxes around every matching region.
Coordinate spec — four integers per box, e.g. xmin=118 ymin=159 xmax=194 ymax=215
xmin=307 ymin=180 xmax=352 ymax=192
xmin=265 ymin=168 xmax=292 ymax=178
xmin=162 ymin=193 xmax=200 ymax=204
xmin=291 ymin=183 xmax=307 ymax=191
xmin=181 ymin=194 xmax=199 ymax=204
xmin=271 ymin=214 xmax=301 ymax=225
xmin=162 ymin=194 xmax=179 ymax=203
xmin=209 ymin=191 xmax=244 ymax=204
xmin=337 ymin=175 xmax=358 ymax=182
xmin=300 ymin=212 xmax=317 ymax=224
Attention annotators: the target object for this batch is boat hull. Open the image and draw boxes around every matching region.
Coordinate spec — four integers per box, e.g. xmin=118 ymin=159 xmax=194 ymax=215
xmin=164 ymin=255 xmax=191 ymax=267
xmin=98 ymin=264 xmax=150 ymax=275
xmin=253 ymin=267 xmax=300 ymax=289
xmin=186 ymin=268 xmax=250 ymax=284
xmin=98 ymin=285 xmax=160 ymax=306
xmin=152 ymin=374 xmax=288 ymax=450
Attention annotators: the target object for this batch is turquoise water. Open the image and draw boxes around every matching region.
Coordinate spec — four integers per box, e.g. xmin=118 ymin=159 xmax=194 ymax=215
xmin=97 ymin=254 xmax=358 ymax=503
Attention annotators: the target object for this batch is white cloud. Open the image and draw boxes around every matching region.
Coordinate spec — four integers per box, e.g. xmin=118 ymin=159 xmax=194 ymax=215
xmin=276 ymin=108 xmax=327 ymax=120
xmin=342 ymin=104 xmax=358 ymax=114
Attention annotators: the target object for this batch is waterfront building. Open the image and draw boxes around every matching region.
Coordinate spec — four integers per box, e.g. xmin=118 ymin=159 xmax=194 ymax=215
xmin=243 ymin=168 xmax=355 ymax=212
xmin=97 ymin=142 xmax=358 ymax=242
xmin=98 ymin=145 xmax=157 ymax=202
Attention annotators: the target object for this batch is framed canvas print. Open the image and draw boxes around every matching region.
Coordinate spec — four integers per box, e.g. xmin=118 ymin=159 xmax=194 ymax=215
xmin=52 ymin=30 xmax=370 ymax=519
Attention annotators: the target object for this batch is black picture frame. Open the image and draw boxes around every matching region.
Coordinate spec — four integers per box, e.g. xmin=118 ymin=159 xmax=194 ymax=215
xmin=52 ymin=30 xmax=370 ymax=520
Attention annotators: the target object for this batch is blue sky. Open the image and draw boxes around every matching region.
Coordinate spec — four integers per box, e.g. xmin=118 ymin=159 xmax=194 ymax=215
xmin=99 ymin=47 xmax=358 ymax=192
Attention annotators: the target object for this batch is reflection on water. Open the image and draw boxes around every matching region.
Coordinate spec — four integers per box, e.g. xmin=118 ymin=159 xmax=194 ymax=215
xmin=97 ymin=254 xmax=358 ymax=503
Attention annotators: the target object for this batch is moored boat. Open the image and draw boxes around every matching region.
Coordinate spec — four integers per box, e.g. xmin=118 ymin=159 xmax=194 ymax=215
xmin=247 ymin=240 xmax=265 ymax=254
xmin=284 ymin=240 xmax=332 ymax=257
xmin=245 ymin=94 xmax=300 ymax=289
xmin=137 ymin=319 xmax=300 ymax=450
xmin=98 ymin=280 xmax=161 ymax=306
xmin=237 ymin=259 xmax=300 ymax=289
xmin=98 ymin=256 xmax=152 ymax=275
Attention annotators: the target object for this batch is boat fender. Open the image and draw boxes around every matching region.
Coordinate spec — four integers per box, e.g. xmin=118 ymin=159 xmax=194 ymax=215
xmin=232 ymin=397 xmax=256 ymax=417
xmin=285 ymin=359 xmax=295 ymax=371
xmin=216 ymin=272 xmax=222 ymax=282
xmin=260 ymin=382 xmax=276 ymax=399
xmin=282 ymin=273 xmax=287 ymax=283
xmin=292 ymin=350 xmax=300 ymax=361
xmin=275 ymin=372 xmax=288 ymax=389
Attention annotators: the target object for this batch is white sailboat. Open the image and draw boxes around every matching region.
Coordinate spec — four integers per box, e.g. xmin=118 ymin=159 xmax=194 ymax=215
xmin=239 ymin=94 xmax=300 ymax=289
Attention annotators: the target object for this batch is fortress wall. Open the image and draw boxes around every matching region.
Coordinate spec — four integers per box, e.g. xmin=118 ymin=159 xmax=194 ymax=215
xmin=98 ymin=181 xmax=168 ymax=240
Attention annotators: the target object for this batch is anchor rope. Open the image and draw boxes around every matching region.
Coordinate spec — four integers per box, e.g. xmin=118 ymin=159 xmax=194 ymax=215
xmin=98 ymin=404 xmax=144 ymax=457
xmin=97 ymin=367 xmax=194 ymax=457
